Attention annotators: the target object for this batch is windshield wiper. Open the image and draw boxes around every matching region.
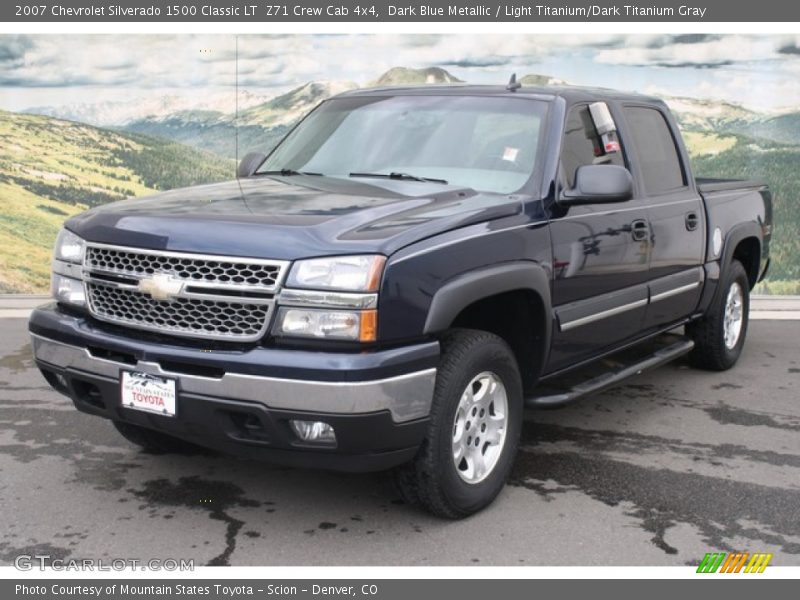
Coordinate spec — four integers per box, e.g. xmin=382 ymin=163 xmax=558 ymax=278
xmin=349 ymin=172 xmax=448 ymax=184
xmin=259 ymin=168 xmax=323 ymax=176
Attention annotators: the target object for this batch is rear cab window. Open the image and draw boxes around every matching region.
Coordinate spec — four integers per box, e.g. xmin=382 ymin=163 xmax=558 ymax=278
xmin=622 ymin=106 xmax=687 ymax=195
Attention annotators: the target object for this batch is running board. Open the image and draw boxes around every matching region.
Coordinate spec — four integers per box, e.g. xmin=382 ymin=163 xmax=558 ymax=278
xmin=525 ymin=335 xmax=695 ymax=408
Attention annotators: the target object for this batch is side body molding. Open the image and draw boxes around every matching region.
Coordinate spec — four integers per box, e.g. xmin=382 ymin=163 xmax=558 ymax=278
xmin=423 ymin=260 xmax=553 ymax=349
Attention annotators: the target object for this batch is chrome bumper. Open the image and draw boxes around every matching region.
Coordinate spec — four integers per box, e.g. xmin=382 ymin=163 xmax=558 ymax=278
xmin=31 ymin=333 xmax=437 ymax=422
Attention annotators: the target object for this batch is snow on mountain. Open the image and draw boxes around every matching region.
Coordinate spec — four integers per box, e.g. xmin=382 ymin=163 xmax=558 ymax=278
xmin=662 ymin=96 xmax=762 ymax=131
xmin=519 ymin=73 xmax=568 ymax=86
xmin=24 ymin=90 xmax=272 ymax=127
xmin=238 ymin=80 xmax=359 ymax=127
xmin=371 ymin=67 xmax=463 ymax=86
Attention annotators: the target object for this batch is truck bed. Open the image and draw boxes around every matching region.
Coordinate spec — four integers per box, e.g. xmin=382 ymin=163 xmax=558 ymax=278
xmin=696 ymin=177 xmax=766 ymax=194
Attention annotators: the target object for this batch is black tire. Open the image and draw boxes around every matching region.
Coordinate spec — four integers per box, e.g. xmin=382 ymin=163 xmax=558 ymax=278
xmin=687 ymin=259 xmax=750 ymax=371
xmin=392 ymin=329 xmax=523 ymax=519
xmin=112 ymin=421 xmax=206 ymax=455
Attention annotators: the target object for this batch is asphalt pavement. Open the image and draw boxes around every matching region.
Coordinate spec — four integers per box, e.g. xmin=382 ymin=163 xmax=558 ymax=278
xmin=1 ymin=316 xmax=798 ymax=567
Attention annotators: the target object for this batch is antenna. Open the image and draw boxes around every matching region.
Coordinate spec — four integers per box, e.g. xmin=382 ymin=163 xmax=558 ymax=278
xmin=235 ymin=35 xmax=239 ymax=169
xmin=506 ymin=73 xmax=522 ymax=92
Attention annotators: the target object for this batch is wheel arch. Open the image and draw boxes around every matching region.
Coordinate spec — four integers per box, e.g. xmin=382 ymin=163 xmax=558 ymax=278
xmin=423 ymin=262 xmax=552 ymax=393
xmin=731 ymin=236 xmax=761 ymax=289
xmin=719 ymin=222 xmax=762 ymax=289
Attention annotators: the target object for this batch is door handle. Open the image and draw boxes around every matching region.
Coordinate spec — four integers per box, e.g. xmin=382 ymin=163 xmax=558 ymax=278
xmin=631 ymin=219 xmax=649 ymax=241
xmin=685 ymin=212 xmax=700 ymax=231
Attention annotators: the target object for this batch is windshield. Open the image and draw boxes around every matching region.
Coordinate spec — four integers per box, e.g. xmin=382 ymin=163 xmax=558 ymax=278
xmin=259 ymin=95 xmax=548 ymax=195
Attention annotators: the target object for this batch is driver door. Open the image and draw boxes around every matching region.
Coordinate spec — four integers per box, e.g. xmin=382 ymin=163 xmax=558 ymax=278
xmin=545 ymin=102 xmax=652 ymax=372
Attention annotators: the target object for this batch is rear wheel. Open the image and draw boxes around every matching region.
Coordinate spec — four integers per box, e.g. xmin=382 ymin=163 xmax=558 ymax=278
xmin=393 ymin=329 xmax=523 ymax=518
xmin=687 ymin=259 xmax=750 ymax=371
xmin=112 ymin=421 xmax=206 ymax=454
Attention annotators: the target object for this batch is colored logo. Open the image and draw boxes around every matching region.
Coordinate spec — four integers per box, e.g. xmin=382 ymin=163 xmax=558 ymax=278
xmin=697 ymin=552 xmax=773 ymax=573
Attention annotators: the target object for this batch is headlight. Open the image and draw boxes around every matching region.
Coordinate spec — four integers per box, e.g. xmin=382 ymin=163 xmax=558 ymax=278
xmin=287 ymin=255 xmax=385 ymax=292
xmin=51 ymin=273 xmax=86 ymax=307
xmin=274 ymin=307 xmax=377 ymax=342
xmin=54 ymin=229 xmax=85 ymax=264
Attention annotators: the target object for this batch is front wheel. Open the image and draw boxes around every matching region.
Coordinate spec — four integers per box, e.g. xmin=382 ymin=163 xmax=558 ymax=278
xmin=393 ymin=329 xmax=523 ymax=518
xmin=687 ymin=259 xmax=750 ymax=371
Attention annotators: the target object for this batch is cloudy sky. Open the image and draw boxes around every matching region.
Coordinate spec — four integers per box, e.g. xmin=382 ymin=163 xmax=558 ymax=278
xmin=2 ymin=34 xmax=800 ymax=113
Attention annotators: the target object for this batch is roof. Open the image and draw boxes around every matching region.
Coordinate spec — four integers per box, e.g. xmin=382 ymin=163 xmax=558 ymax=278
xmin=337 ymin=84 xmax=663 ymax=105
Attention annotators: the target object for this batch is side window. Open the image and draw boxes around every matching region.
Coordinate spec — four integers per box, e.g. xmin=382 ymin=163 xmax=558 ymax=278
xmin=623 ymin=106 xmax=686 ymax=194
xmin=561 ymin=104 xmax=625 ymax=188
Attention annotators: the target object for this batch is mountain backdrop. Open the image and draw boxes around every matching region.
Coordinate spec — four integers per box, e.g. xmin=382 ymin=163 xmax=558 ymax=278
xmin=3 ymin=66 xmax=800 ymax=293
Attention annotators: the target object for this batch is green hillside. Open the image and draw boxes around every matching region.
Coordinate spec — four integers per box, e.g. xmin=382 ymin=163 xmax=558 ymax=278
xmin=734 ymin=112 xmax=800 ymax=146
xmin=123 ymin=111 xmax=281 ymax=160
xmin=0 ymin=111 xmax=233 ymax=292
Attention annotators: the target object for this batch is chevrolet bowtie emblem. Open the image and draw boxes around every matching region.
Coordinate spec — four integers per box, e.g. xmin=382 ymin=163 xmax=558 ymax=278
xmin=137 ymin=273 xmax=184 ymax=302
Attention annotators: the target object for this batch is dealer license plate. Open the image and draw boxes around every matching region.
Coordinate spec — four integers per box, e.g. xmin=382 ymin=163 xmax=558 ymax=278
xmin=120 ymin=370 xmax=177 ymax=417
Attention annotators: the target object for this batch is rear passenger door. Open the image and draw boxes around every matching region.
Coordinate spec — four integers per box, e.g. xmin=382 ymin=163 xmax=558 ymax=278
xmin=546 ymin=102 xmax=651 ymax=371
xmin=621 ymin=105 xmax=705 ymax=330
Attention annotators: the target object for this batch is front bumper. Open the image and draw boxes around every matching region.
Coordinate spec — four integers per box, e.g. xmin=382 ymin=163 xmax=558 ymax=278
xmin=29 ymin=304 xmax=439 ymax=472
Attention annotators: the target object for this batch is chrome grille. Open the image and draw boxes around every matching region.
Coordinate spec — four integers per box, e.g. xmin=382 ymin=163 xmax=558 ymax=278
xmin=85 ymin=246 xmax=283 ymax=291
xmin=82 ymin=244 xmax=288 ymax=342
xmin=87 ymin=282 xmax=270 ymax=339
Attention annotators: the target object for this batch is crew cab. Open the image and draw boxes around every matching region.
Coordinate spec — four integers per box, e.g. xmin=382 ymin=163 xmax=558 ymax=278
xmin=29 ymin=83 xmax=772 ymax=517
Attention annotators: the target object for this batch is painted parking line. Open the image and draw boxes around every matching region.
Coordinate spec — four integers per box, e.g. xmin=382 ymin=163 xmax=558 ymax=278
xmin=750 ymin=311 xmax=800 ymax=320
xmin=0 ymin=310 xmax=37 ymax=319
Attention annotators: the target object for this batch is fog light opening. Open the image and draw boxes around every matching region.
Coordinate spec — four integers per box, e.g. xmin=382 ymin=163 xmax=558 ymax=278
xmin=41 ymin=370 xmax=69 ymax=395
xmin=289 ymin=420 xmax=336 ymax=444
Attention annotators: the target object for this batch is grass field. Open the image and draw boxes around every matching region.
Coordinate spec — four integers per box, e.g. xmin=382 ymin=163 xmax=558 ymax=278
xmin=0 ymin=111 xmax=232 ymax=292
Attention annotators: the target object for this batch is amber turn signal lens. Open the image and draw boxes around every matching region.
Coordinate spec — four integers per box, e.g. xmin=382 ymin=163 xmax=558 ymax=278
xmin=366 ymin=256 xmax=386 ymax=292
xmin=359 ymin=310 xmax=377 ymax=342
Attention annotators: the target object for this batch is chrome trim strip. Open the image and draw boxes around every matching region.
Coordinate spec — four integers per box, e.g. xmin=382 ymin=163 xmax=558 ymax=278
xmin=82 ymin=273 xmax=275 ymax=306
xmin=559 ymin=298 xmax=648 ymax=332
xmin=650 ymin=281 xmax=701 ymax=303
xmin=178 ymin=289 xmax=274 ymax=305
xmin=82 ymin=273 xmax=139 ymax=291
xmin=277 ymin=289 xmax=378 ymax=310
xmin=31 ymin=334 xmax=436 ymax=423
xmin=52 ymin=259 xmax=83 ymax=279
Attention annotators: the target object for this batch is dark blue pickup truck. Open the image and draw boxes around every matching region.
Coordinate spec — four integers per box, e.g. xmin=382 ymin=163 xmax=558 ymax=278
xmin=29 ymin=83 xmax=772 ymax=517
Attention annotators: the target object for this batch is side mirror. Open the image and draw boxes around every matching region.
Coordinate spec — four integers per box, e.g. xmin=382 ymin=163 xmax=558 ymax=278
xmin=560 ymin=164 xmax=633 ymax=205
xmin=237 ymin=152 xmax=266 ymax=178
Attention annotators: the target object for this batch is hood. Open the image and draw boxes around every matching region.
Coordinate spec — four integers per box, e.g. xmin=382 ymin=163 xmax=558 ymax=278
xmin=66 ymin=175 xmax=525 ymax=260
